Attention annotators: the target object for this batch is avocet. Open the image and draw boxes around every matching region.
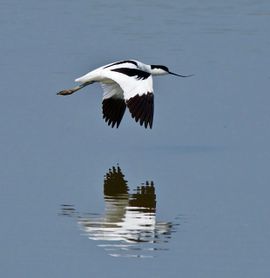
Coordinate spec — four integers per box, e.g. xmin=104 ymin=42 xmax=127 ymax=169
xmin=58 ymin=59 xmax=191 ymax=128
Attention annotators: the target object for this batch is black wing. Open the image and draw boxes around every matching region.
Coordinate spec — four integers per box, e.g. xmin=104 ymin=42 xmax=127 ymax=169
xmin=126 ymin=92 xmax=154 ymax=129
xmin=102 ymin=97 xmax=126 ymax=128
xmin=111 ymin=68 xmax=151 ymax=80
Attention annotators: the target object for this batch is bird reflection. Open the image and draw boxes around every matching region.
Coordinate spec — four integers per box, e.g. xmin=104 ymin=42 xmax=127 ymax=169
xmin=60 ymin=165 xmax=177 ymax=258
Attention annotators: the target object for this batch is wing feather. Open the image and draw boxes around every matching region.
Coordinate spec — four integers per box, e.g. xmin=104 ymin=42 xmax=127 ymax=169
xmin=101 ymin=82 xmax=126 ymax=128
xmin=126 ymin=93 xmax=154 ymax=129
xmin=102 ymin=98 xmax=126 ymax=128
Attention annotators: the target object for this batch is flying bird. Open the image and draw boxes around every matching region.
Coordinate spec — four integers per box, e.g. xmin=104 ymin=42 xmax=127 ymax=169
xmin=57 ymin=59 xmax=191 ymax=128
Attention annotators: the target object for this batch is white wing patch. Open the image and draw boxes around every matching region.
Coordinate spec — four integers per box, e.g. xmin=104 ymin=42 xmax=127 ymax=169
xmin=101 ymin=82 xmax=124 ymax=100
xmin=123 ymin=76 xmax=153 ymax=100
xmin=100 ymin=70 xmax=153 ymax=99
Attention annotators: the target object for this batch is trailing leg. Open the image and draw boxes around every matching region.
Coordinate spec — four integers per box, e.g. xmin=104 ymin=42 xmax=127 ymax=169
xmin=57 ymin=81 xmax=93 ymax=96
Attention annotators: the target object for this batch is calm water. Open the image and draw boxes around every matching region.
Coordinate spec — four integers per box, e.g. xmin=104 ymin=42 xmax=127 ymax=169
xmin=60 ymin=165 xmax=180 ymax=259
xmin=1 ymin=0 xmax=270 ymax=277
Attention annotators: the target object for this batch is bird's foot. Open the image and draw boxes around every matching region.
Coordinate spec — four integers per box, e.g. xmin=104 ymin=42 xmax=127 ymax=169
xmin=57 ymin=89 xmax=74 ymax=96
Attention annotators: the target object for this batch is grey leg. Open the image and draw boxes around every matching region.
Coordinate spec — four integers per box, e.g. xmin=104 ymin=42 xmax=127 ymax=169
xmin=57 ymin=82 xmax=93 ymax=96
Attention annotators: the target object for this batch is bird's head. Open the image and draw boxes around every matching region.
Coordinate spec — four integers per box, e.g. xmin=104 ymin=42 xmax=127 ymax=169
xmin=150 ymin=65 xmax=192 ymax=77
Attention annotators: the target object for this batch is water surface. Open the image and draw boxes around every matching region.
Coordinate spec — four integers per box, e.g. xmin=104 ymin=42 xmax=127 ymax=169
xmin=1 ymin=1 xmax=270 ymax=277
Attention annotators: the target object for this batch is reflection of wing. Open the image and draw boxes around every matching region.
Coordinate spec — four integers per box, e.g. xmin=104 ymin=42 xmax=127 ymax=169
xmin=103 ymin=166 xmax=129 ymax=224
xmin=103 ymin=165 xmax=128 ymax=196
xmin=129 ymin=181 xmax=156 ymax=212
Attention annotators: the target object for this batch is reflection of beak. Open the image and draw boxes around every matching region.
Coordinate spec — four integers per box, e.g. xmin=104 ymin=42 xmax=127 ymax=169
xmin=169 ymin=71 xmax=194 ymax=78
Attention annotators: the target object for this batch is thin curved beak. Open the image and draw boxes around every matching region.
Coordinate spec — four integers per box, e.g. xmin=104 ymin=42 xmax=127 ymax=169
xmin=169 ymin=71 xmax=194 ymax=78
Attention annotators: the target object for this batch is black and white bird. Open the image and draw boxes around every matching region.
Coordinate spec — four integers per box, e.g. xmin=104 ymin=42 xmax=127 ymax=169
xmin=57 ymin=59 xmax=191 ymax=129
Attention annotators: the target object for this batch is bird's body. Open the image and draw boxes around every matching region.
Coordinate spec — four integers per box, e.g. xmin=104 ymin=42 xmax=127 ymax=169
xmin=58 ymin=59 xmax=191 ymax=128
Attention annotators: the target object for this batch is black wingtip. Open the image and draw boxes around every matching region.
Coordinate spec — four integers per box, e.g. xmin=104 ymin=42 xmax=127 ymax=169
xmin=126 ymin=93 xmax=154 ymax=129
xmin=102 ymin=98 xmax=126 ymax=129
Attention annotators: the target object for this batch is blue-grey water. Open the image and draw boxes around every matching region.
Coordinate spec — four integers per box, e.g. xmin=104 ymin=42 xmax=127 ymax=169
xmin=1 ymin=0 xmax=270 ymax=277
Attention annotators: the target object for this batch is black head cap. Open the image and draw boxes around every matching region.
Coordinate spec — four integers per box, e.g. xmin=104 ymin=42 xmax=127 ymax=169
xmin=151 ymin=65 xmax=169 ymax=72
